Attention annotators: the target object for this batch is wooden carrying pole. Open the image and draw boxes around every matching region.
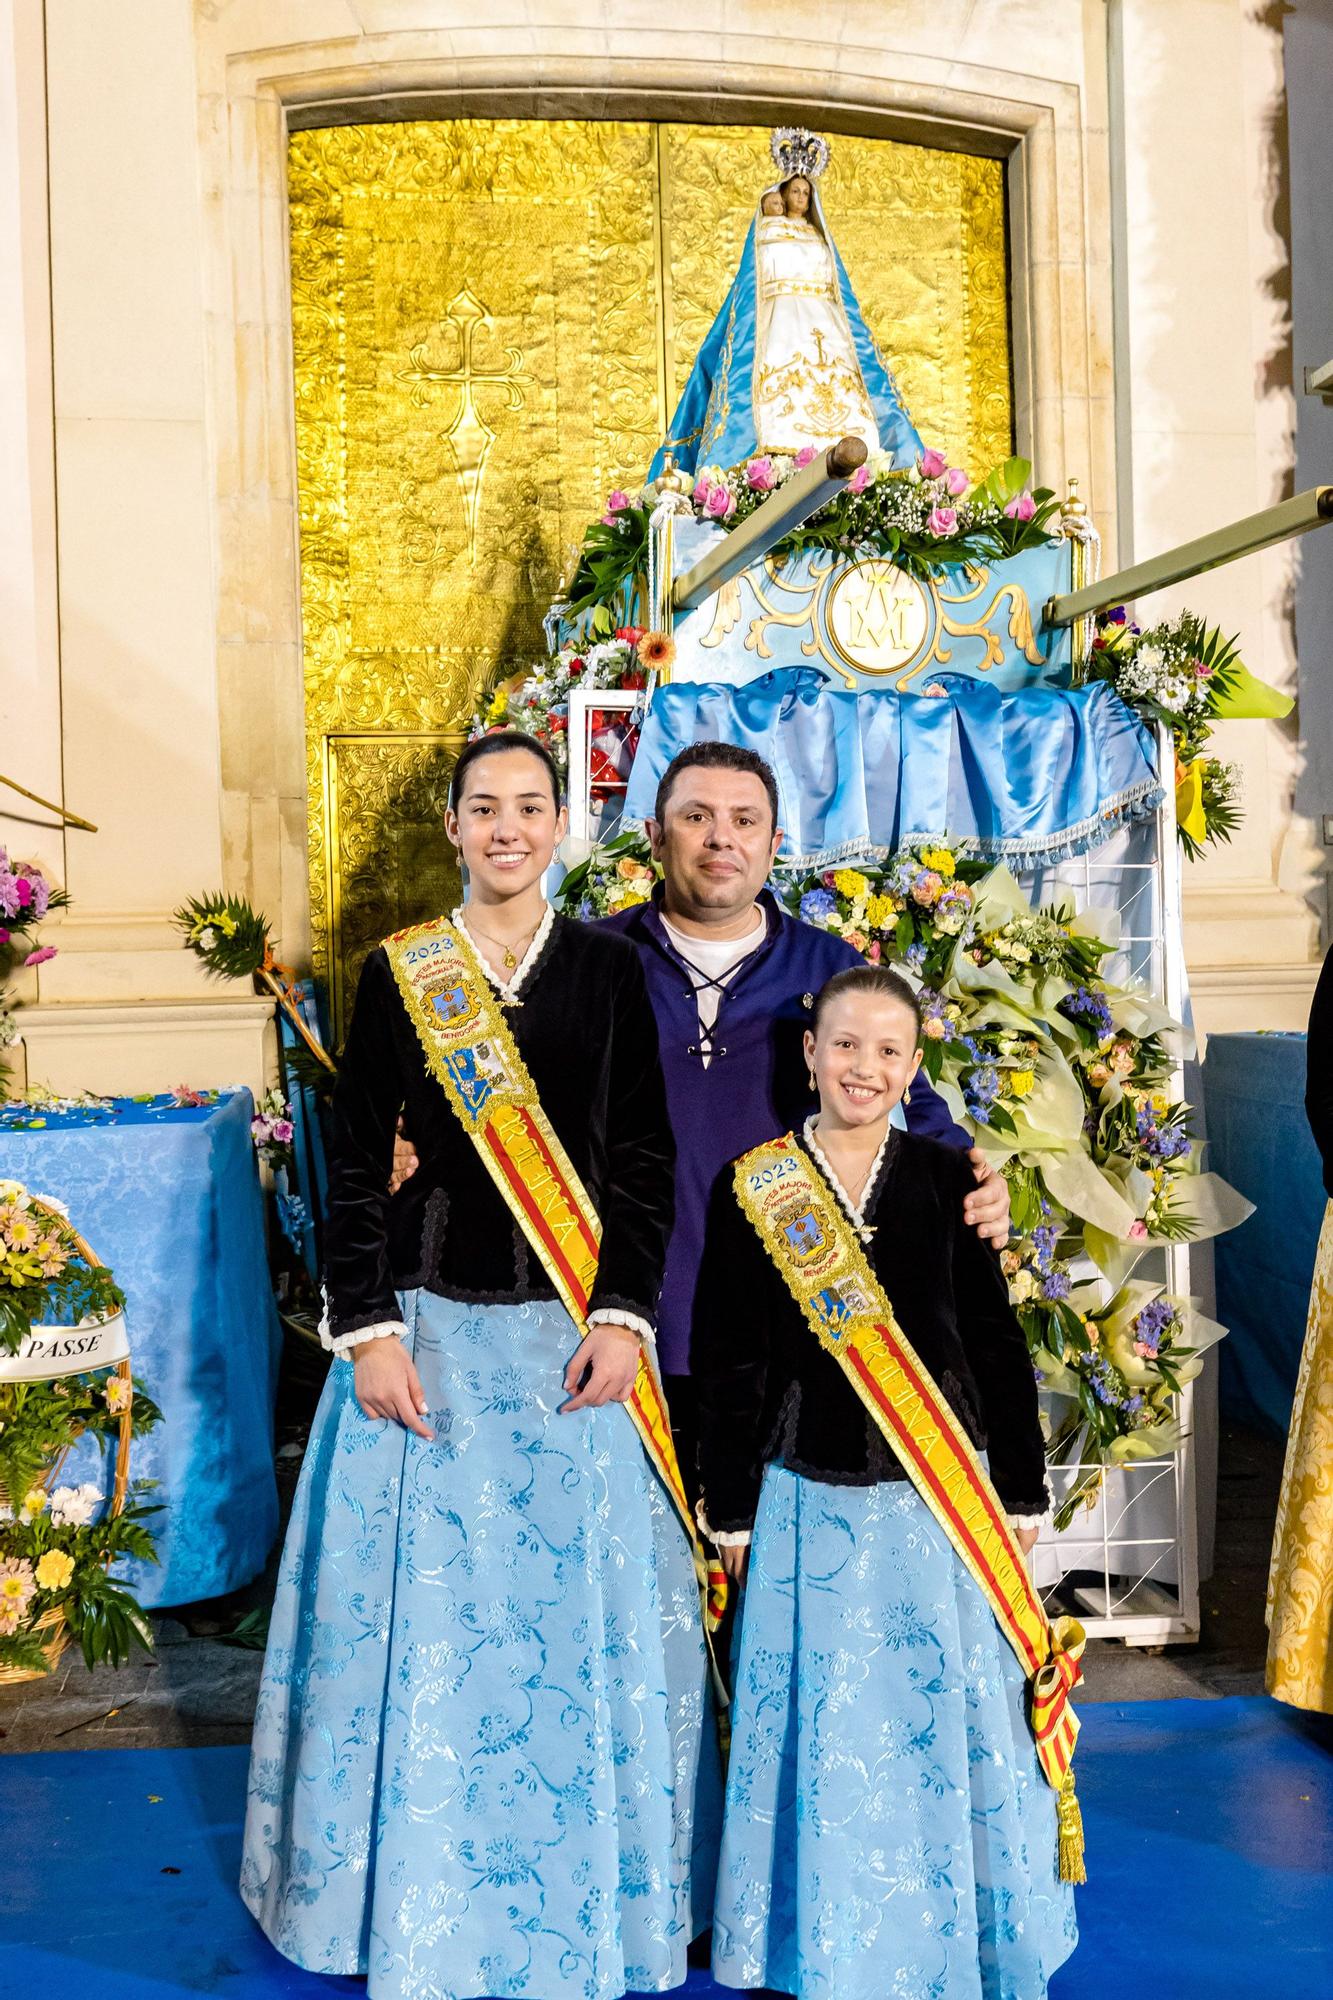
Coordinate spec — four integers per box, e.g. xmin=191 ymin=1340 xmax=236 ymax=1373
xmin=671 ymin=436 xmax=868 ymax=613
xmin=1044 ymin=484 xmax=1333 ymax=628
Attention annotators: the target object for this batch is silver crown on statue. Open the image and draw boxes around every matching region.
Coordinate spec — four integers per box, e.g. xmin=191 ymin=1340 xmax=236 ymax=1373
xmin=770 ymin=126 xmax=831 ymax=183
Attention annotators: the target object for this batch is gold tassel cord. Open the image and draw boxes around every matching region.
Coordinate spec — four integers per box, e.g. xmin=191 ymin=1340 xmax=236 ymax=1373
xmin=1056 ymin=1771 xmax=1087 ymax=1885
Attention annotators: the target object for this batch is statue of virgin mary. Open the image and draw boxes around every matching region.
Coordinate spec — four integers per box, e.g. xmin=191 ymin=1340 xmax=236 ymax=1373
xmin=649 ymin=128 xmax=922 ymax=481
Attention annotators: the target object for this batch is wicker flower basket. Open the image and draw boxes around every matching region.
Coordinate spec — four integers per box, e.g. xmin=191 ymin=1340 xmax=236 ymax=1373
xmin=0 ymin=1206 xmax=132 ymax=1686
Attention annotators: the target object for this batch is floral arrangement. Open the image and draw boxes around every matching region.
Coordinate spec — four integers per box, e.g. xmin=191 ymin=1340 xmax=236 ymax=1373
xmin=250 ymin=1087 xmax=296 ymax=1171
xmin=557 ymin=831 xmax=661 ymax=919
xmin=1088 ymin=608 xmax=1289 ymax=858
xmin=0 ymin=1181 xmax=124 ymax=1357
xmin=470 ymin=631 xmax=665 ymax=778
xmin=174 ymin=893 xmax=336 ymax=1078
xmin=0 ymin=848 xmax=60 ymax=976
xmin=0 ymin=849 xmax=65 ymax=1091
xmin=0 ymin=1373 xmax=162 ymax=1674
xmin=565 ymin=449 xmax=1061 ymax=631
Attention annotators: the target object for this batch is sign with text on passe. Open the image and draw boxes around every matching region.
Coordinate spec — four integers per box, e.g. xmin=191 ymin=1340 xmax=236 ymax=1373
xmin=0 ymin=1310 xmax=129 ymax=1384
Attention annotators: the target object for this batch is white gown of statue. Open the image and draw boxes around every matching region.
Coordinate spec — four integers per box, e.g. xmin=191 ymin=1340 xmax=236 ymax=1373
xmin=752 ymin=211 xmax=880 ymax=457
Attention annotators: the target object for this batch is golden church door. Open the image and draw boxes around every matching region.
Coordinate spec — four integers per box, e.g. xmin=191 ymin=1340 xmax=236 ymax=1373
xmin=288 ymin=119 xmax=1012 ymax=1036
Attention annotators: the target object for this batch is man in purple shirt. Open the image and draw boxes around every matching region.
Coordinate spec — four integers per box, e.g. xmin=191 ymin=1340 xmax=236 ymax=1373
xmin=395 ymin=741 xmax=1009 ymax=1475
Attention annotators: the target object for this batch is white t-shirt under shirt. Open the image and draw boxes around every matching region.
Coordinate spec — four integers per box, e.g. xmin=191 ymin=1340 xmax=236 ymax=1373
xmin=661 ymin=909 xmax=767 ymax=1065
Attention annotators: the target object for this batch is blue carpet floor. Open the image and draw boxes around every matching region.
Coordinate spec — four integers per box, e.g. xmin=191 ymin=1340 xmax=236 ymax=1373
xmin=5 ymin=1696 xmax=1332 ymax=1999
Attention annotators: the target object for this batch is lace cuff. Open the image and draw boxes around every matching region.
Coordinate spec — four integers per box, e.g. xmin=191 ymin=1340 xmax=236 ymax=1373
xmin=326 ymin=1318 xmax=407 ymax=1358
xmin=696 ymin=1502 xmax=752 ymax=1549
xmin=586 ymin=1308 xmax=653 ymax=1344
xmin=1007 ymin=1511 xmax=1048 ymax=1533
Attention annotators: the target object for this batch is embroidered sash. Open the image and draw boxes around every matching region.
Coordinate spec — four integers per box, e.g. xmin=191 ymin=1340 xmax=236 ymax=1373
xmin=383 ymin=916 xmax=723 ymax=1627
xmin=734 ymin=1131 xmax=1086 ymax=1883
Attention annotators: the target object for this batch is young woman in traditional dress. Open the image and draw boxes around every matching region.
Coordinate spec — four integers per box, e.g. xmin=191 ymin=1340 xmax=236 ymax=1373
xmin=694 ymin=965 xmax=1079 ymax=2000
xmin=242 ymin=730 xmax=719 ymax=1998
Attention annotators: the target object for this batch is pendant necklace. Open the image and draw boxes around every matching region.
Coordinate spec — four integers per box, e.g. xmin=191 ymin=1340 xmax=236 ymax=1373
xmin=466 ymin=909 xmax=543 ymax=974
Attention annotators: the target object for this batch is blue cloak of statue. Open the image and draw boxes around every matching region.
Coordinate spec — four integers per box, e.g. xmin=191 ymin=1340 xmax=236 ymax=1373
xmin=648 ymin=182 xmax=923 ymax=483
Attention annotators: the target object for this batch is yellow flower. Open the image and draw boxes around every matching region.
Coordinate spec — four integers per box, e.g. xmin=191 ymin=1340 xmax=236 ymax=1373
xmin=865 ymin=895 xmax=897 ymax=930
xmin=35 ymin=1550 xmax=75 ymax=1592
xmin=486 ymin=687 xmax=509 ymax=723
xmin=21 ymin=1489 xmax=47 ymax=1517
xmin=1008 ymin=1069 xmax=1036 ymax=1098
xmin=834 ymin=869 xmax=870 ymax=899
xmin=919 ymin=847 xmax=956 ymax=878
xmin=606 ymin=890 xmax=650 ymax=915
xmin=217 ymin=912 xmax=237 ymax=938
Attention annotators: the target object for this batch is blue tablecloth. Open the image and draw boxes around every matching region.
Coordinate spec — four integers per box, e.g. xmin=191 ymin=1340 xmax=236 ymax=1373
xmin=1203 ymin=1033 xmax=1323 ymax=1438
xmin=0 ymin=1092 xmax=282 ymax=1607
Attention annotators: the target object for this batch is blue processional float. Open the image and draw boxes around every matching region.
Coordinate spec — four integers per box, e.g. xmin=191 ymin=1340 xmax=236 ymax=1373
xmin=475 ymin=125 xmax=1333 ymax=1643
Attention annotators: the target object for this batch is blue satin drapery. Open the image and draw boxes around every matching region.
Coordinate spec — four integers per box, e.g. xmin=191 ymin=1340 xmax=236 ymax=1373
xmin=623 ymin=673 xmax=1163 ymax=868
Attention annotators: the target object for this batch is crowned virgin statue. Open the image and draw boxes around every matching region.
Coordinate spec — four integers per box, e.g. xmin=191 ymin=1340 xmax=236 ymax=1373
xmin=649 ymin=127 xmax=922 ymax=481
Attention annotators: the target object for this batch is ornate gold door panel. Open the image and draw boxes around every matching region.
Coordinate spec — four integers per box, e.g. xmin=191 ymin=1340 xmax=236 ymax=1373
xmin=288 ymin=119 xmax=1010 ymax=1035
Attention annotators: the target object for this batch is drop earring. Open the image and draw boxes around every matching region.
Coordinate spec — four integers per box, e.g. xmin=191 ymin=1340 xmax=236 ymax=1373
xmin=808 ymin=1069 xmax=817 ymax=1092
xmin=904 ymin=1084 xmax=912 ymax=1107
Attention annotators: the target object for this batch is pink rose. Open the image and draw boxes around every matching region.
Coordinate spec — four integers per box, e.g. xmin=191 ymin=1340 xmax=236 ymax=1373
xmin=705 ymin=484 xmax=735 ymax=521
xmin=920 ymin=447 xmax=948 ymax=480
xmin=1193 ymin=659 xmax=1214 ymax=678
xmin=746 ymin=456 xmax=776 ymax=491
xmin=24 ymin=945 xmax=56 ymax=967
xmin=794 ymin=445 xmax=817 ymax=469
xmin=605 ymin=489 xmax=630 ymax=515
xmin=1128 ymin=1219 xmax=1149 ymax=1241
xmin=944 ymin=467 xmax=968 ymax=497
xmin=925 ymin=505 xmax=957 ymax=537
xmin=692 ymin=477 xmax=712 ymax=506
xmin=849 ymin=464 xmax=871 ymax=494
xmin=15 ymin=877 xmax=33 ymax=908
xmin=1004 ymin=492 xmax=1036 ymax=522
xmin=272 ymin=1119 xmax=295 ymax=1145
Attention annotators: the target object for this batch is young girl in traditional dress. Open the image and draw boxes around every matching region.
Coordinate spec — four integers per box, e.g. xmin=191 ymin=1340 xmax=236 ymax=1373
xmin=242 ymin=731 xmax=719 ymax=1998
xmin=695 ymin=964 xmax=1078 ymax=2000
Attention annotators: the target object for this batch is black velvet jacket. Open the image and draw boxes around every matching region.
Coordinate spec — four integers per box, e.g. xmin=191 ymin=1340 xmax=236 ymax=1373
xmin=324 ymin=915 xmax=675 ymax=1340
xmin=694 ymin=1128 xmax=1050 ymax=1529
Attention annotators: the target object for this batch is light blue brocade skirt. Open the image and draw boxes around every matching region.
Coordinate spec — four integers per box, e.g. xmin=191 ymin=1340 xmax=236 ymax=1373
xmin=712 ymin=1468 xmax=1077 ymax=2000
xmin=240 ymin=1291 xmax=720 ymax=1999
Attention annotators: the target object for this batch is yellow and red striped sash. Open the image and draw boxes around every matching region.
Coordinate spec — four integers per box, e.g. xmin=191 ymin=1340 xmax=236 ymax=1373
xmin=734 ymin=1132 xmax=1086 ymax=1883
xmin=383 ymin=916 xmax=725 ymax=1634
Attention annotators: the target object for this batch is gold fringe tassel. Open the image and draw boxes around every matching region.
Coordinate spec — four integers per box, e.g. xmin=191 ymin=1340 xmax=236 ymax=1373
xmin=1056 ymin=1770 xmax=1087 ymax=1885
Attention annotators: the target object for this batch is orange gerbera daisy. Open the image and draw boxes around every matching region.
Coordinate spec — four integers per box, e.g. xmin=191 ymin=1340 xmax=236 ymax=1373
xmin=636 ymin=630 xmax=676 ymax=673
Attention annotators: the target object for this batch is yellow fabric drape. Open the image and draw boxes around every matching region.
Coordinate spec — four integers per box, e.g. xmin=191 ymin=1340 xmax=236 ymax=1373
xmin=1267 ymin=1200 xmax=1333 ymax=1712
